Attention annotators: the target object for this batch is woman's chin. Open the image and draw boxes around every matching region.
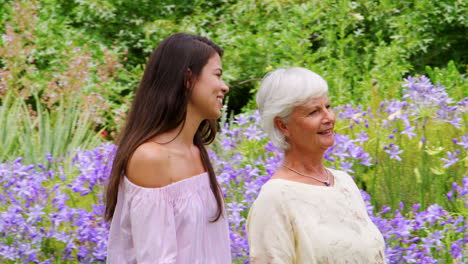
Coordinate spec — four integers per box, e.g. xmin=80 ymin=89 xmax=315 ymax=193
xmin=202 ymin=108 xmax=222 ymax=120
xmin=206 ymin=111 xmax=221 ymax=119
xmin=320 ymin=140 xmax=335 ymax=150
xmin=212 ymin=110 xmax=222 ymax=119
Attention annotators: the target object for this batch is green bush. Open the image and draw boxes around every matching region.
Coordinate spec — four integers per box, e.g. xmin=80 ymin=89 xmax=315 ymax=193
xmin=1 ymin=0 xmax=466 ymax=158
xmin=0 ymin=0 xmax=127 ymax=162
xmin=21 ymin=0 xmax=466 ymax=113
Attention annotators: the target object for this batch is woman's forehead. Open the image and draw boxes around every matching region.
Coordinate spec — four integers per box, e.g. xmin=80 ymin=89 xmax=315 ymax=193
xmin=205 ymin=53 xmax=222 ymax=69
xmin=299 ymin=95 xmax=330 ymax=108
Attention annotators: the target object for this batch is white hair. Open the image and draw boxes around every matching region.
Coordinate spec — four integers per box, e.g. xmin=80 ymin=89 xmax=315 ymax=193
xmin=256 ymin=67 xmax=328 ymax=151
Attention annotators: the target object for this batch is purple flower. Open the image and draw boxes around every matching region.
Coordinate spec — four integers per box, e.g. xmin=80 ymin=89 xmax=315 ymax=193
xmin=384 ymin=144 xmax=404 ymax=161
xmin=384 ymin=99 xmax=407 ymax=114
xmin=355 ymin=131 xmax=369 ymax=144
xmin=401 ymin=125 xmax=416 ymax=139
xmin=0 ymin=74 xmax=465 ymax=263
xmin=402 ymin=76 xmax=451 ymax=108
xmin=441 ymin=150 xmax=459 ymax=168
xmin=234 ymin=114 xmax=249 ymax=126
xmin=455 ymin=135 xmax=468 ymax=150
xmin=339 ymin=161 xmax=355 ymax=174
xmin=444 ymin=114 xmax=462 ymax=128
xmin=450 ymin=239 xmax=463 ymax=259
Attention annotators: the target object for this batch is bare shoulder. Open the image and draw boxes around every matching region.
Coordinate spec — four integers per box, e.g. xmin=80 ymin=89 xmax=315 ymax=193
xmin=126 ymin=142 xmax=173 ymax=188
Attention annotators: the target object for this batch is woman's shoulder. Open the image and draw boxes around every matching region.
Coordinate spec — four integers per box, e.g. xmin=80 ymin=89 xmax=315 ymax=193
xmin=328 ymin=168 xmax=353 ymax=181
xmin=126 ymin=142 xmax=174 ymax=188
xmin=248 ymin=179 xmax=295 ymax=224
xmin=328 ymin=168 xmax=361 ymax=191
xmin=327 ymin=167 xmax=347 ymax=176
xmin=253 ymin=179 xmax=291 ymax=204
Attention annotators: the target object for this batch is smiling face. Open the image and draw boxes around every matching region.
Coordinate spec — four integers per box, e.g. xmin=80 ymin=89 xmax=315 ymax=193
xmin=276 ymin=95 xmax=335 ymax=153
xmin=188 ymin=53 xmax=229 ymax=120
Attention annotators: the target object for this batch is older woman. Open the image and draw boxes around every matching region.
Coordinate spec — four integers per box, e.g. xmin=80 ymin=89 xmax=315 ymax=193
xmin=246 ymin=67 xmax=386 ymax=264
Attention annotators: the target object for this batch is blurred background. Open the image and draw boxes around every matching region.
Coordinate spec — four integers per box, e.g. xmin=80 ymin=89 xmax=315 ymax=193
xmin=0 ymin=0 xmax=466 ymax=263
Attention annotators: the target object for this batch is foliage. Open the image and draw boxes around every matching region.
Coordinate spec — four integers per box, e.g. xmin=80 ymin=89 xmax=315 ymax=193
xmin=215 ymin=75 xmax=467 ymax=212
xmin=8 ymin=0 xmax=465 ymax=114
xmin=211 ymin=75 xmax=467 ymax=262
xmin=0 ymin=145 xmax=112 ymax=262
xmin=1 ymin=0 xmax=466 ymax=140
xmin=425 ymin=61 xmax=468 ymax=100
xmin=0 ymin=75 xmax=466 ymax=262
xmin=0 ymin=0 xmax=131 ymax=162
xmin=0 ymin=91 xmax=104 ymax=164
xmin=0 ymin=0 xmax=467 ymax=262
xmin=0 ymin=86 xmax=466 ymax=261
xmin=331 ymin=75 xmax=467 ymax=210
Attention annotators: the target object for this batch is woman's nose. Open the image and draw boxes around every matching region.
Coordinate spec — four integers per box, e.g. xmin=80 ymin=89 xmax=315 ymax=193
xmin=221 ymin=81 xmax=229 ymax=94
xmin=323 ymin=108 xmax=335 ymax=123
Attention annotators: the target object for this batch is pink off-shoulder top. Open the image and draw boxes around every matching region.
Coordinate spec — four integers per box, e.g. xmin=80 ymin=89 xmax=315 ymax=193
xmin=106 ymin=172 xmax=232 ymax=264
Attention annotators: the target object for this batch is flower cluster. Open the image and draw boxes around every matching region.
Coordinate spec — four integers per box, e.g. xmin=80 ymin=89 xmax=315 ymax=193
xmin=330 ymin=76 xmax=466 ymax=210
xmin=0 ymin=75 xmax=466 ymax=263
xmin=211 ymin=75 xmax=466 ymax=263
xmin=0 ymin=143 xmax=465 ymax=263
xmin=362 ymin=191 xmax=467 ymax=263
xmin=213 ymin=107 xmax=466 ymax=263
xmin=0 ymin=144 xmax=114 ymax=263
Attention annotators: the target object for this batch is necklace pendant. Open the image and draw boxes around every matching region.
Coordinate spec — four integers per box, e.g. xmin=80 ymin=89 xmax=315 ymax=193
xmin=324 ymin=181 xmax=330 ymax=186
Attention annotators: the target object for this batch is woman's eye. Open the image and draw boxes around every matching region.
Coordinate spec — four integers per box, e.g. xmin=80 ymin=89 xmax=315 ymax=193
xmin=309 ymin=111 xmax=317 ymax=115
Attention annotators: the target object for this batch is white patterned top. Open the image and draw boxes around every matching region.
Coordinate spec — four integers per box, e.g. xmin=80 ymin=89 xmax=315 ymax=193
xmin=247 ymin=168 xmax=386 ymax=264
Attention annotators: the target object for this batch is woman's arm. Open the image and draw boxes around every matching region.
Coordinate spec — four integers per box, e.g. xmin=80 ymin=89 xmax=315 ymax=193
xmin=246 ymin=184 xmax=296 ymax=264
xmin=126 ymin=143 xmax=178 ymax=263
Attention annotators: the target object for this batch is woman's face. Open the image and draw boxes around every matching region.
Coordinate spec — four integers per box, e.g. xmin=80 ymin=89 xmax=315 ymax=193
xmin=279 ymin=95 xmax=335 ymax=153
xmin=189 ymin=53 xmax=229 ymax=120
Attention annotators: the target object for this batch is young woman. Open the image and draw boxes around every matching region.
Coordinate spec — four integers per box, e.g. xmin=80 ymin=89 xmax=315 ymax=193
xmin=105 ymin=33 xmax=231 ymax=263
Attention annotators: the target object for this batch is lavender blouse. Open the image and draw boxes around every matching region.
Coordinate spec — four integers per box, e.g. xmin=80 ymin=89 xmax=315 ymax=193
xmin=106 ymin=172 xmax=232 ymax=264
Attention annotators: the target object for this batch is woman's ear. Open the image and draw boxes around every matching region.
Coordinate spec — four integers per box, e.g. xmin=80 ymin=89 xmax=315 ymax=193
xmin=185 ymin=68 xmax=193 ymax=89
xmin=274 ymin=117 xmax=289 ymax=137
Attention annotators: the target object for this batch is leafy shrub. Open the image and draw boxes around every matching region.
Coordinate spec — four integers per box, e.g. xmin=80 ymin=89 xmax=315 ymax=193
xmin=19 ymin=0 xmax=466 ymax=113
xmin=0 ymin=76 xmax=466 ymax=262
xmin=0 ymin=0 xmax=131 ymax=162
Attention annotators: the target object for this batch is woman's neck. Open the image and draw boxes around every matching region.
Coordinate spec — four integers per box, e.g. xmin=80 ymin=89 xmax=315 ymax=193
xmin=177 ymin=113 xmax=202 ymax=147
xmin=283 ymin=148 xmax=326 ymax=174
xmin=157 ymin=110 xmax=203 ymax=149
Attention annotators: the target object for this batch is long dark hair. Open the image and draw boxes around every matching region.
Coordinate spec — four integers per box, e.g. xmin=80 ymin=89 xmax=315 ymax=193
xmin=105 ymin=33 xmax=224 ymax=222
